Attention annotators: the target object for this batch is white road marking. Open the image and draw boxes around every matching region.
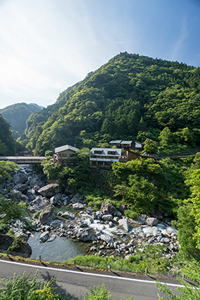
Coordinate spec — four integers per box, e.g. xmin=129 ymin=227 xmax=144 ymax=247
xmin=0 ymin=259 xmax=183 ymax=287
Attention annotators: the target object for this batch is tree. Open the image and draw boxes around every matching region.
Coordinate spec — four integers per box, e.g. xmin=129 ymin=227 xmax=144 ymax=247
xmin=185 ymin=169 xmax=200 ymax=250
xmin=144 ymin=138 xmax=158 ymax=154
xmin=159 ymin=127 xmax=173 ymax=147
xmin=0 ymin=160 xmax=19 ymax=180
xmin=156 ymin=278 xmax=200 ymax=299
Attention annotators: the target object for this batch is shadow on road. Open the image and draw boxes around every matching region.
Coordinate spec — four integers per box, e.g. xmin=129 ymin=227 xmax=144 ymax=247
xmin=40 ymin=270 xmax=80 ymax=300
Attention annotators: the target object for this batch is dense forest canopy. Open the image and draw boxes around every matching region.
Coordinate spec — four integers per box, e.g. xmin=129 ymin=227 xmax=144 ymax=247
xmin=0 ymin=103 xmax=43 ymax=139
xmin=0 ymin=114 xmax=16 ymax=155
xmin=18 ymin=52 xmax=200 ymax=155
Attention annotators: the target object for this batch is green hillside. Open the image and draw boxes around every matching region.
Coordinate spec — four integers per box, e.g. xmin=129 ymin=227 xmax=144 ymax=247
xmin=18 ymin=52 xmax=200 ymax=155
xmin=0 ymin=103 xmax=43 ymax=139
xmin=0 ymin=114 xmax=16 ymax=155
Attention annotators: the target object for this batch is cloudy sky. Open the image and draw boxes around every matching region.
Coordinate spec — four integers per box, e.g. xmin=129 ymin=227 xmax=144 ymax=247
xmin=0 ymin=0 xmax=200 ymax=109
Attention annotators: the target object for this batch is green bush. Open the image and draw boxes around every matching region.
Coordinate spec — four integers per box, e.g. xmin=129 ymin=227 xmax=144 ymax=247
xmin=124 ymin=210 xmax=139 ymax=219
xmin=85 ymin=284 xmax=114 ymax=300
xmin=7 ymin=228 xmax=15 ymax=237
xmin=0 ymin=223 xmax=8 ymax=233
xmin=0 ymin=270 xmax=68 ymax=300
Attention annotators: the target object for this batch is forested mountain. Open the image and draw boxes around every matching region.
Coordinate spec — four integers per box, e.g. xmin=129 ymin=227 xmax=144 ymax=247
xmin=0 ymin=114 xmax=16 ymax=155
xmin=0 ymin=103 xmax=43 ymax=139
xmin=18 ymin=52 xmax=200 ymax=155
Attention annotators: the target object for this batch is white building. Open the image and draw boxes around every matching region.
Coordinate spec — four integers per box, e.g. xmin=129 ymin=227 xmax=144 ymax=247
xmin=90 ymin=148 xmax=121 ymax=168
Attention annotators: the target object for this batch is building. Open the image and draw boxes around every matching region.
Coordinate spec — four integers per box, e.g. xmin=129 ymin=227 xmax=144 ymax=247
xmin=132 ymin=141 xmax=144 ymax=151
xmin=53 ymin=144 xmax=79 ymax=164
xmin=109 ymin=140 xmax=144 ymax=151
xmin=90 ymin=147 xmax=122 ymax=168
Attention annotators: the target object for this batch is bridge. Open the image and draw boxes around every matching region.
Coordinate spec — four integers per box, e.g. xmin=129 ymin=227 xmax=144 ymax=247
xmin=0 ymin=156 xmax=46 ymax=164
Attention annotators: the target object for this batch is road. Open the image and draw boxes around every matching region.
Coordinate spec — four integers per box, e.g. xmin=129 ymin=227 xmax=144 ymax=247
xmin=0 ymin=259 xmax=182 ymax=300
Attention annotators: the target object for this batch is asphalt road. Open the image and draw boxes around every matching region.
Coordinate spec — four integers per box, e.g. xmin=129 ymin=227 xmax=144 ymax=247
xmin=0 ymin=259 xmax=182 ymax=300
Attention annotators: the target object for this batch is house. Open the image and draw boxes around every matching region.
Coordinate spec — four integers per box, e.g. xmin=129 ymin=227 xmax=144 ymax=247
xmin=53 ymin=144 xmax=79 ymax=164
xmin=109 ymin=140 xmax=133 ymax=150
xmin=109 ymin=140 xmax=144 ymax=151
xmin=132 ymin=141 xmax=144 ymax=151
xmin=127 ymin=150 xmax=141 ymax=161
xmin=90 ymin=148 xmax=122 ymax=168
xmin=120 ymin=140 xmax=132 ymax=150
xmin=110 ymin=140 xmax=122 ymax=148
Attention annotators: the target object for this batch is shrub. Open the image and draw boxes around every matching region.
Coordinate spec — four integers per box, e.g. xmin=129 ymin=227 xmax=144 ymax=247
xmin=0 ymin=270 xmax=68 ymax=300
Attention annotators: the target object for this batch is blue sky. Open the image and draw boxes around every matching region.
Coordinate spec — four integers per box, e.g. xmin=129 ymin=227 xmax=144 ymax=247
xmin=0 ymin=0 xmax=200 ymax=109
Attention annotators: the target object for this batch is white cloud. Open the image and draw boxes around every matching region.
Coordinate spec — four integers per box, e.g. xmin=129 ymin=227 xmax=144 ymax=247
xmin=170 ymin=16 xmax=189 ymax=62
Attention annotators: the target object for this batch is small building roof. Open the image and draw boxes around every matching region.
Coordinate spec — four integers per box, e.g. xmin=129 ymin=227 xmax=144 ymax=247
xmin=120 ymin=140 xmax=132 ymax=145
xmin=134 ymin=141 xmax=144 ymax=145
xmin=55 ymin=144 xmax=79 ymax=154
xmin=110 ymin=140 xmax=122 ymax=144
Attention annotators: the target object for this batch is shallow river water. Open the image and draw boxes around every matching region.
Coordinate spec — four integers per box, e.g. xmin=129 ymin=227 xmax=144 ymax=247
xmin=28 ymin=232 xmax=90 ymax=262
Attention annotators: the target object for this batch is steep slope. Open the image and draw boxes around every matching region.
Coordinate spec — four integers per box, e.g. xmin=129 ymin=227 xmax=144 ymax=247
xmin=19 ymin=52 xmax=200 ymax=155
xmin=0 ymin=114 xmax=16 ymax=155
xmin=0 ymin=103 xmax=43 ymax=138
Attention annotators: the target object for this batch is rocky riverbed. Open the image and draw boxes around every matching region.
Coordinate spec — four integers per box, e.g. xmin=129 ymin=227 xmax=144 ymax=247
xmin=0 ymin=164 xmax=180 ymax=262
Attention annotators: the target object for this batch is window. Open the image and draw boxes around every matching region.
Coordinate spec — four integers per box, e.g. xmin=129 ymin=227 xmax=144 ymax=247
xmin=108 ymin=151 xmax=116 ymax=155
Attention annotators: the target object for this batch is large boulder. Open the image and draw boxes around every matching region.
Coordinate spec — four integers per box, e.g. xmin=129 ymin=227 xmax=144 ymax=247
xmin=0 ymin=234 xmax=32 ymax=257
xmin=70 ymin=193 xmax=84 ymax=204
xmin=146 ymin=217 xmax=158 ymax=226
xmin=29 ymin=196 xmax=49 ymax=213
xmin=77 ymin=228 xmax=95 ymax=241
xmin=166 ymin=227 xmax=176 ymax=236
xmin=50 ymin=220 xmax=63 ymax=229
xmin=102 ymin=214 xmax=113 ymax=221
xmin=72 ymin=203 xmax=85 ymax=210
xmin=27 ymin=188 xmax=37 ymax=202
xmin=13 ymin=171 xmax=28 ymax=185
xmin=62 ymin=211 xmax=75 ymax=220
xmin=40 ymin=231 xmax=50 ymax=242
xmin=29 ymin=174 xmax=47 ymax=189
xmin=131 ymin=216 xmax=146 ymax=225
xmin=38 ymin=204 xmax=55 ymax=224
xmin=50 ymin=193 xmax=62 ymax=205
xmin=101 ymin=203 xmax=116 ymax=215
xmin=118 ymin=218 xmax=129 ymax=232
xmin=38 ymin=183 xmax=60 ymax=197
xmin=9 ymin=189 xmax=28 ymax=204
xmin=100 ymin=234 xmax=114 ymax=244
xmin=14 ymin=183 xmax=28 ymax=194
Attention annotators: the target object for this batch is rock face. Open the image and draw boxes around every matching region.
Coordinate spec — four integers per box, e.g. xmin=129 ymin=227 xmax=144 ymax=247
xmin=0 ymin=234 xmax=32 ymax=257
xmin=38 ymin=204 xmax=55 ymax=224
xmin=38 ymin=183 xmax=60 ymax=197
